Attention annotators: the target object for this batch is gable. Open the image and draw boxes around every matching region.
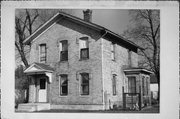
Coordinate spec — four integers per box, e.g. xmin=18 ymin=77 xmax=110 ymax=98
xmin=23 ymin=12 xmax=141 ymax=52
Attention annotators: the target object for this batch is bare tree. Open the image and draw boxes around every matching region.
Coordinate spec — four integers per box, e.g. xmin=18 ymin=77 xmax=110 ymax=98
xmin=122 ymin=10 xmax=160 ymax=100
xmin=15 ymin=9 xmax=74 ymax=67
xmin=15 ymin=9 xmax=39 ymax=68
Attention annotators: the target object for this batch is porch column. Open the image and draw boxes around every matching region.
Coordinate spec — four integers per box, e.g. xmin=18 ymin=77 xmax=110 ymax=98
xmin=28 ymin=76 xmax=36 ymax=103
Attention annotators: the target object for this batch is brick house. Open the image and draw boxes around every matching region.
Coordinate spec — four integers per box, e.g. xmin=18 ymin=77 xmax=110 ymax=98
xmin=18 ymin=10 xmax=152 ymax=111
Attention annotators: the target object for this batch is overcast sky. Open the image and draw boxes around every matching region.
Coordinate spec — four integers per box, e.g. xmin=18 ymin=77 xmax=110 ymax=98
xmin=71 ymin=9 xmax=131 ymax=35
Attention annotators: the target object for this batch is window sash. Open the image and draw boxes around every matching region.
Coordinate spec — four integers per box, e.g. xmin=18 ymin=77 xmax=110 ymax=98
xmin=60 ymin=51 xmax=68 ymax=61
xmin=79 ymin=38 xmax=88 ymax=49
xmin=59 ymin=40 xmax=68 ymax=61
xmin=80 ymin=48 xmax=89 ymax=59
xmin=60 ymin=75 xmax=68 ymax=96
xmin=146 ymin=77 xmax=149 ymax=95
xmin=39 ymin=44 xmax=46 ymax=63
xmin=128 ymin=77 xmax=136 ymax=93
xmin=112 ymin=75 xmax=116 ymax=95
xmin=142 ymin=76 xmax=145 ymax=96
xmin=81 ymin=73 xmax=89 ymax=95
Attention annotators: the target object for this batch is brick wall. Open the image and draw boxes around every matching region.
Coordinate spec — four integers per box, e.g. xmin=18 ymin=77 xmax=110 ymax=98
xmin=101 ymin=38 xmax=138 ymax=109
xmin=30 ymin=18 xmax=103 ymax=106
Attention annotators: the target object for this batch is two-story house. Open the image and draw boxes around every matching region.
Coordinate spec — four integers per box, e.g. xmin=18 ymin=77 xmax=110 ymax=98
xmin=18 ymin=10 xmax=152 ymax=111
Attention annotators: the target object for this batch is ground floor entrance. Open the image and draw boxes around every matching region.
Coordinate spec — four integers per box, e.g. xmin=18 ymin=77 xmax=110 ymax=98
xmin=38 ymin=78 xmax=47 ymax=102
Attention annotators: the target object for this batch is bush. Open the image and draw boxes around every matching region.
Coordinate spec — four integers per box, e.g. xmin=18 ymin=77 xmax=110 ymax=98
xmin=15 ymin=89 xmax=27 ymax=108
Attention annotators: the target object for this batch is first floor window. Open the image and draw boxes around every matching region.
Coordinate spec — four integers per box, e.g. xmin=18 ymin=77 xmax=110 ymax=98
xmin=80 ymin=73 xmax=89 ymax=95
xmin=128 ymin=77 xmax=136 ymax=94
xmin=146 ymin=77 xmax=149 ymax=95
xmin=60 ymin=74 xmax=68 ymax=96
xmin=39 ymin=44 xmax=46 ymax=63
xmin=142 ymin=76 xmax=145 ymax=96
xmin=112 ymin=74 xmax=117 ymax=95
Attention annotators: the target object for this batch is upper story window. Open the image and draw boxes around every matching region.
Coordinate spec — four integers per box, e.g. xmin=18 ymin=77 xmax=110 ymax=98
xmin=112 ymin=74 xmax=117 ymax=95
xmin=80 ymin=73 xmax=89 ymax=95
xmin=128 ymin=76 xmax=136 ymax=94
xmin=111 ymin=42 xmax=115 ymax=60
xmin=39 ymin=44 xmax=46 ymax=63
xmin=59 ymin=40 xmax=68 ymax=61
xmin=59 ymin=74 xmax=68 ymax=96
xmin=79 ymin=37 xmax=89 ymax=60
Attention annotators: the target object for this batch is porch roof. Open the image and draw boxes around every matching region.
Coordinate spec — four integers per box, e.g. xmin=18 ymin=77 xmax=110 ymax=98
xmin=123 ymin=67 xmax=153 ymax=75
xmin=24 ymin=62 xmax=54 ymax=74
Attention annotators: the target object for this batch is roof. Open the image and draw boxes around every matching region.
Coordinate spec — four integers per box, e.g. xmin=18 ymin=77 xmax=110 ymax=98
xmin=23 ymin=11 xmax=142 ymax=51
xmin=123 ymin=67 xmax=153 ymax=75
xmin=24 ymin=62 xmax=54 ymax=74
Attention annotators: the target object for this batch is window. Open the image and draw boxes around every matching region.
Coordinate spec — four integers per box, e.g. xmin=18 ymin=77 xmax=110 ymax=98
xmin=146 ymin=77 xmax=149 ymax=95
xmin=59 ymin=40 xmax=68 ymax=61
xmin=60 ymin=75 xmax=68 ymax=96
xmin=80 ymin=73 xmax=89 ymax=95
xmin=128 ymin=77 xmax=136 ymax=93
xmin=142 ymin=76 xmax=145 ymax=96
xmin=111 ymin=42 xmax=115 ymax=60
xmin=40 ymin=79 xmax=46 ymax=89
xmin=79 ymin=37 xmax=89 ymax=60
xmin=39 ymin=44 xmax=46 ymax=63
xmin=112 ymin=74 xmax=117 ymax=95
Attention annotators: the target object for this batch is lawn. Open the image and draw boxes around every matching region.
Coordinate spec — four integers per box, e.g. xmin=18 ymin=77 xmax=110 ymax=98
xmin=34 ymin=104 xmax=159 ymax=113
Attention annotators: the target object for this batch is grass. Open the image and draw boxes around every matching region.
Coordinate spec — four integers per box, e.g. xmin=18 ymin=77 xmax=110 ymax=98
xmin=34 ymin=104 xmax=159 ymax=113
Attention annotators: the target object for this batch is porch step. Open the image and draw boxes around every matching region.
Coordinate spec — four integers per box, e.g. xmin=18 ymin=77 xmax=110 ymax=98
xmin=17 ymin=103 xmax=50 ymax=112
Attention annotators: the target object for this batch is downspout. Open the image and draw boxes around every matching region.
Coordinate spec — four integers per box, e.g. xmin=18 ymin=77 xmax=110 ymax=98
xmin=101 ymin=30 xmax=107 ymax=110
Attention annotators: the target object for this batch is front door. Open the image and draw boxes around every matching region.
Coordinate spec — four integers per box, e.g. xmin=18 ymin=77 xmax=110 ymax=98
xmin=38 ymin=78 xmax=47 ymax=102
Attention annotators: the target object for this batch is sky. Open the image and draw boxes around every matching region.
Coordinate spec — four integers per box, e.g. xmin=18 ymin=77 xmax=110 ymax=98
xmin=72 ymin=9 xmax=131 ymax=35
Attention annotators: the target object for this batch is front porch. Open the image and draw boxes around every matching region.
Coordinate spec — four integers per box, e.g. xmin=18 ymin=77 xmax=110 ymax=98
xmin=123 ymin=67 xmax=153 ymax=110
xmin=17 ymin=63 xmax=54 ymax=112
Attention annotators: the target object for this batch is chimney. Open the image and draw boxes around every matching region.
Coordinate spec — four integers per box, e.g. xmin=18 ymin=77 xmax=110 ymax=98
xmin=83 ymin=9 xmax=92 ymax=22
